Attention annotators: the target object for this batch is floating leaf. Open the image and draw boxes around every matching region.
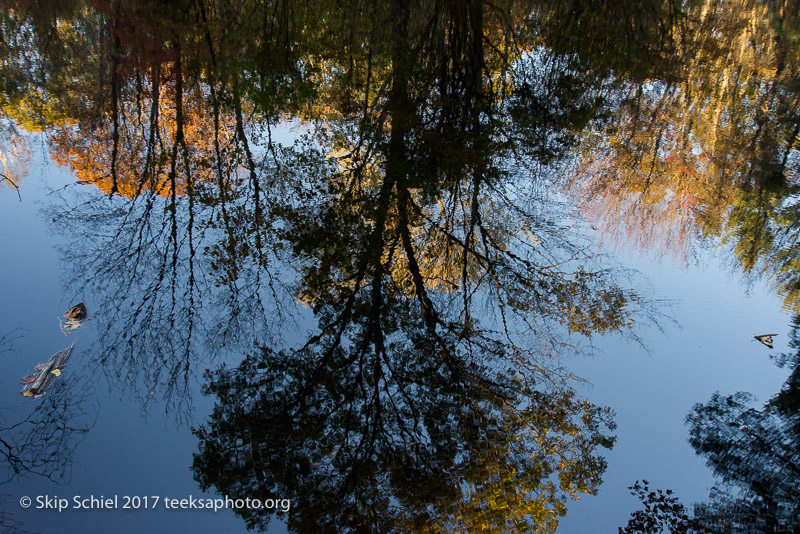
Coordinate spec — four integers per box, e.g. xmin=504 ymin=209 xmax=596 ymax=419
xmin=754 ymin=333 xmax=777 ymax=348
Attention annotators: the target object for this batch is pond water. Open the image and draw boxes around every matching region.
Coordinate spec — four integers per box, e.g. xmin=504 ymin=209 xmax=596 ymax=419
xmin=1 ymin=1 xmax=799 ymax=533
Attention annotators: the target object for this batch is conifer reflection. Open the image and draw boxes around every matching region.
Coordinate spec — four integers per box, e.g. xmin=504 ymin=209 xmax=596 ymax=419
xmin=620 ymin=315 xmax=800 ymax=531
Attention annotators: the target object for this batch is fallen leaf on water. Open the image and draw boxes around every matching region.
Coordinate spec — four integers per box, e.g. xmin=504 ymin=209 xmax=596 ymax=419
xmin=754 ymin=334 xmax=777 ymax=349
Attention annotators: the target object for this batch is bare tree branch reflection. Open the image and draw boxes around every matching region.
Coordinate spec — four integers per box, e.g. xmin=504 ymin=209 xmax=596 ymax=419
xmin=0 ymin=492 xmax=33 ymax=534
xmin=3 ymin=2 xmax=674 ymax=532
xmin=1 ymin=377 xmax=97 ymax=485
xmin=190 ymin=1 xmax=659 ymax=530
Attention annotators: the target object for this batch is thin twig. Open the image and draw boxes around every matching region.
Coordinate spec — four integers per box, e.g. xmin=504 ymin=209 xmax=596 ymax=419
xmin=1 ymin=173 xmax=21 ymax=201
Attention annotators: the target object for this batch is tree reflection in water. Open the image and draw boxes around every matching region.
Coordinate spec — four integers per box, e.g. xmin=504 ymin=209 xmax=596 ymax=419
xmin=621 ymin=315 xmax=800 ymax=532
xmin=1 ymin=0 xmax=658 ymax=530
xmin=567 ymin=0 xmax=800 ymax=312
xmin=6 ymin=0 xmax=800 ymax=531
xmin=0 ymin=377 xmax=96 ymax=485
xmin=0 ymin=334 xmax=98 ymax=533
xmin=195 ymin=347 xmax=615 ymax=532
xmin=684 ymin=313 xmax=800 ymax=531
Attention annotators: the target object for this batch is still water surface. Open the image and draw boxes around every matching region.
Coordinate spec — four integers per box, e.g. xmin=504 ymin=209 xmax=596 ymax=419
xmin=1 ymin=1 xmax=799 ymax=532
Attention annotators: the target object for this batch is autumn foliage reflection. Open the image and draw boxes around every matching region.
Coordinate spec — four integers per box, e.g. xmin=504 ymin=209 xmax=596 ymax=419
xmin=568 ymin=0 xmax=800 ymax=310
xmin=194 ymin=344 xmax=616 ymax=533
xmin=3 ymin=0 xmax=675 ymax=531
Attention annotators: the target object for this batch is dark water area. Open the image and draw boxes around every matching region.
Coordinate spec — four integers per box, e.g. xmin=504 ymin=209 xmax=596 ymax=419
xmin=1 ymin=1 xmax=799 ymax=532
